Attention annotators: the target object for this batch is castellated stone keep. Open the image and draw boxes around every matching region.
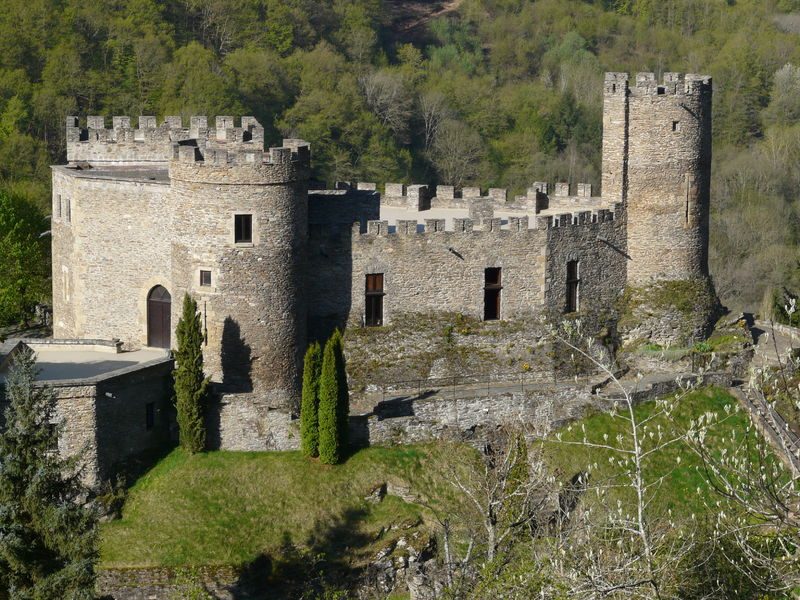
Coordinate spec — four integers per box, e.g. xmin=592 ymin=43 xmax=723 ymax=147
xmin=50 ymin=72 xmax=715 ymax=451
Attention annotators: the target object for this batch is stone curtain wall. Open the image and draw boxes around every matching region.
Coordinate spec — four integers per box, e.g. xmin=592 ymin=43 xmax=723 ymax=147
xmin=307 ymin=189 xmax=380 ymax=340
xmin=50 ymin=169 xmax=172 ymax=346
xmin=545 ymin=205 xmax=627 ymax=316
xmin=347 ymin=220 xmax=549 ymax=326
xmin=66 ymin=115 xmax=265 ymax=165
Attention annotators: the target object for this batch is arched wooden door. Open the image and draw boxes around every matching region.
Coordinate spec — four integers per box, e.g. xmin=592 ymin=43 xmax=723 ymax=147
xmin=147 ymin=286 xmax=171 ymax=348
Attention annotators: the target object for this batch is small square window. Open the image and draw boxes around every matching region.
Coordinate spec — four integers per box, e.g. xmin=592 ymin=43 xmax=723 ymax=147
xmin=145 ymin=402 xmax=155 ymax=431
xmin=234 ymin=214 xmax=253 ymax=244
xmin=672 ymin=121 xmax=681 ymax=132
xmin=200 ymin=270 xmax=212 ymax=287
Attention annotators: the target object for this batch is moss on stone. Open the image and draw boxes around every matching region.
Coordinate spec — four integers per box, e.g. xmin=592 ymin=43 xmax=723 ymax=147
xmin=617 ymin=278 xmax=720 ymax=346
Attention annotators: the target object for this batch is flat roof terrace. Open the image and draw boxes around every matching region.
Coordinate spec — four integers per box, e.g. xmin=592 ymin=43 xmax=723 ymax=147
xmin=0 ymin=340 xmax=171 ymax=384
xmin=52 ymin=164 xmax=170 ymax=184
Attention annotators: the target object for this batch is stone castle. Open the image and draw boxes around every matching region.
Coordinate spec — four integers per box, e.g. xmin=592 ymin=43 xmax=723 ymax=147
xmin=45 ymin=71 xmax=715 ymax=457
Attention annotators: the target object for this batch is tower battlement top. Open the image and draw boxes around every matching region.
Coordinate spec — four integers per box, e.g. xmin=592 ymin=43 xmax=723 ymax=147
xmin=65 ymin=115 xmax=266 ymax=164
xmin=604 ymin=72 xmax=712 ymax=96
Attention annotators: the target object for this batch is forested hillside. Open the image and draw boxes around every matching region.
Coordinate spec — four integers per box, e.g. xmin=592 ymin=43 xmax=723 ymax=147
xmin=1 ymin=0 xmax=799 ymax=319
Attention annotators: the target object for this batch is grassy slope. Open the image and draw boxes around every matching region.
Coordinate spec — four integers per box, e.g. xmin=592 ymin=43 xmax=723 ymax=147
xmin=543 ymin=386 xmax=747 ymax=518
xmin=101 ymin=445 xmax=466 ymax=568
xmin=102 ymin=387 xmax=747 ymax=568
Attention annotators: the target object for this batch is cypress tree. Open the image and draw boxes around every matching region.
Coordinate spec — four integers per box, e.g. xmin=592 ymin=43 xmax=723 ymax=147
xmin=331 ymin=329 xmax=350 ymax=452
xmin=173 ymin=293 xmax=210 ymax=454
xmin=300 ymin=341 xmax=322 ymax=457
xmin=317 ymin=337 xmax=340 ymax=465
xmin=0 ymin=347 xmax=97 ymax=598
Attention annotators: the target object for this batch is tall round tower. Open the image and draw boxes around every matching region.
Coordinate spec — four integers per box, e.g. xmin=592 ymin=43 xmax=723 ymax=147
xmin=168 ymin=138 xmax=310 ymax=418
xmin=625 ymin=72 xmax=712 ymax=284
xmin=602 ymin=72 xmax=718 ymax=344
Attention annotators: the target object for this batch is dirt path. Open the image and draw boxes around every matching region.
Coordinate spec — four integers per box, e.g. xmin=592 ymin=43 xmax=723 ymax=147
xmin=383 ymin=0 xmax=465 ymax=43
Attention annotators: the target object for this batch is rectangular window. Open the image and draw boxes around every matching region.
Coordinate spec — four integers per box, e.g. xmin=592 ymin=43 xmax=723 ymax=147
xmin=566 ymin=260 xmax=580 ymax=313
xmin=65 ymin=197 xmax=71 ymax=223
xmin=145 ymin=402 xmax=155 ymax=431
xmin=200 ymin=270 xmax=212 ymax=287
xmin=672 ymin=120 xmax=681 ymax=132
xmin=484 ymin=267 xmax=502 ymax=321
xmin=365 ymin=273 xmax=384 ymax=327
xmin=234 ymin=214 xmax=252 ymax=244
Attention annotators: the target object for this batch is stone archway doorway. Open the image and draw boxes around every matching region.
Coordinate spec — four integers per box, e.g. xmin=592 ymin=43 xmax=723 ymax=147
xmin=147 ymin=285 xmax=171 ymax=349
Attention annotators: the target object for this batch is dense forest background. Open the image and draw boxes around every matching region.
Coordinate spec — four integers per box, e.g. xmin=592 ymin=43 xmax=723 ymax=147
xmin=1 ymin=0 xmax=799 ymax=318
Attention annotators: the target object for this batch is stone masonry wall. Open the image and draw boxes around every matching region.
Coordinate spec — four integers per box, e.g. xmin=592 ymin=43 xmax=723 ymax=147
xmin=346 ymin=219 xmax=548 ymax=326
xmin=168 ymin=144 xmax=310 ymax=413
xmin=50 ymin=168 xmax=172 ymax=347
xmin=95 ymin=360 xmax=174 ymax=480
xmin=545 ymin=204 xmax=627 ymax=316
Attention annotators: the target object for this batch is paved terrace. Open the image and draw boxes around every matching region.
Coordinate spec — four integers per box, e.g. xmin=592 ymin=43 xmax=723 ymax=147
xmin=0 ymin=339 xmax=171 ymax=383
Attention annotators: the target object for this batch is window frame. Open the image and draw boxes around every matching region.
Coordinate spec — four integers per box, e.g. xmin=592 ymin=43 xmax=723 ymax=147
xmin=566 ymin=260 xmax=580 ymax=313
xmin=234 ymin=213 xmax=253 ymax=245
xmin=365 ymin=273 xmax=385 ymax=327
xmin=199 ymin=270 xmax=212 ymax=287
xmin=484 ymin=267 xmax=502 ymax=321
xmin=145 ymin=402 xmax=155 ymax=431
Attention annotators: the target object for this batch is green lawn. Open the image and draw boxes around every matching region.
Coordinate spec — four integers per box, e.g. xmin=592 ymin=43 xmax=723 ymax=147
xmin=543 ymin=386 xmax=749 ymax=517
xmin=101 ymin=445 xmax=466 ymax=568
xmin=102 ymin=387 xmax=750 ymax=569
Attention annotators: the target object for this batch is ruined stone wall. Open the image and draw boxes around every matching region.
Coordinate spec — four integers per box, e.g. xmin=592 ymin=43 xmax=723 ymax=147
xmin=624 ymin=73 xmax=712 ymax=284
xmin=50 ymin=168 xmax=172 ymax=347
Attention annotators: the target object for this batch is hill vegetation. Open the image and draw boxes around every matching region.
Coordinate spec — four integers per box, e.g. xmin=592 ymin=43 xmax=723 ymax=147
xmin=1 ymin=0 xmax=799 ymax=313
xmin=101 ymin=388 xmax=747 ymax=587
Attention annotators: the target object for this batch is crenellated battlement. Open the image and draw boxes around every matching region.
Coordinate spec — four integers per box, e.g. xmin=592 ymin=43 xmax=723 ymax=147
xmin=66 ymin=115 xmax=266 ymax=165
xmin=168 ymin=138 xmax=310 ymax=185
xmin=354 ymin=204 xmax=620 ymax=238
xmin=606 ymin=72 xmax=712 ymax=98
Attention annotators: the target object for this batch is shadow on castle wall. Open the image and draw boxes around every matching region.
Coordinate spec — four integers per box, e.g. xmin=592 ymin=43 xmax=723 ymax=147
xmin=307 ymin=221 xmax=355 ymax=343
xmin=220 ymin=317 xmax=253 ymax=393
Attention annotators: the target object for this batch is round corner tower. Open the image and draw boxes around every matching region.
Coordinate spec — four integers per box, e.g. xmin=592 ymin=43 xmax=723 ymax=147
xmin=168 ymin=140 xmax=310 ymax=413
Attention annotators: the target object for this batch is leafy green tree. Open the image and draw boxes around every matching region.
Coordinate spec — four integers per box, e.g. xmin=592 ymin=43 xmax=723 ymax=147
xmin=0 ymin=346 xmax=97 ymax=598
xmin=300 ymin=341 xmax=322 ymax=458
xmin=317 ymin=330 xmax=349 ymax=465
xmin=0 ymin=189 xmax=49 ymax=327
xmin=173 ymin=293 xmax=210 ymax=454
